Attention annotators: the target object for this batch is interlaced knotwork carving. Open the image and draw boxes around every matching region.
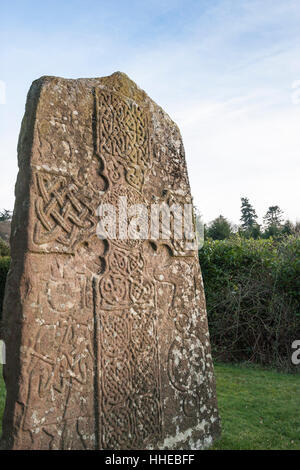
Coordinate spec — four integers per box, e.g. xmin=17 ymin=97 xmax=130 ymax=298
xmin=96 ymin=90 xmax=152 ymax=192
xmin=1 ymin=75 xmax=219 ymax=451
xmin=33 ymin=172 xmax=98 ymax=250
xmin=98 ymin=248 xmax=162 ymax=448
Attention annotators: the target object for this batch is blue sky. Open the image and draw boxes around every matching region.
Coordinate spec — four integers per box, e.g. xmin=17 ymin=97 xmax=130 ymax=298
xmin=1 ymin=0 xmax=300 ymax=224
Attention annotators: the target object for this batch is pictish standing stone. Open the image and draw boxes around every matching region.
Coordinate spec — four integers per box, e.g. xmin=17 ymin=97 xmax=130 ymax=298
xmin=0 ymin=73 xmax=220 ymax=450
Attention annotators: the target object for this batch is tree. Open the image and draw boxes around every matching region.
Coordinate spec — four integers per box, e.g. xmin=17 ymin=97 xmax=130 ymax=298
xmin=0 ymin=209 xmax=12 ymax=222
xmin=263 ymin=206 xmax=284 ymax=227
xmin=206 ymin=215 xmax=233 ymax=240
xmin=240 ymin=197 xmax=258 ymax=229
xmin=240 ymin=197 xmax=260 ymax=238
xmin=281 ymin=220 xmax=294 ymax=237
xmin=281 ymin=220 xmax=300 ymax=238
xmin=263 ymin=205 xmax=284 ymax=238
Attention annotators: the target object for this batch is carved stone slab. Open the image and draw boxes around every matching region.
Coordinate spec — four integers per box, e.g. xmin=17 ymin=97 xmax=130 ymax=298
xmin=0 ymin=73 xmax=220 ymax=449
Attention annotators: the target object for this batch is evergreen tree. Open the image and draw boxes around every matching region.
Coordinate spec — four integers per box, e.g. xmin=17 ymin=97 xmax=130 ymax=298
xmin=240 ymin=197 xmax=260 ymax=238
xmin=281 ymin=220 xmax=300 ymax=238
xmin=240 ymin=197 xmax=257 ymax=229
xmin=281 ymin=220 xmax=294 ymax=237
xmin=263 ymin=205 xmax=283 ymax=228
xmin=206 ymin=215 xmax=233 ymax=240
xmin=263 ymin=205 xmax=284 ymax=238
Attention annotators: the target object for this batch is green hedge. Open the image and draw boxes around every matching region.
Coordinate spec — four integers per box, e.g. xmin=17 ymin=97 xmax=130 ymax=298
xmin=0 ymin=257 xmax=10 ymax=321
xmin=0 ymin=237 xmax=299 ymax=370
xmin=199 ymin=236 xmax=300 ymax=371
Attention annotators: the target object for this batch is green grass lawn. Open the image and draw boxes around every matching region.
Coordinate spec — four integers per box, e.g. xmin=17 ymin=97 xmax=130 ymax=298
xmin=0 ymin=363 xmax=299 ymax=449
xmin=213 ymin=362 xmax=300 ymax=450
